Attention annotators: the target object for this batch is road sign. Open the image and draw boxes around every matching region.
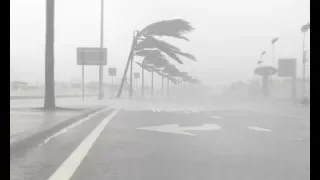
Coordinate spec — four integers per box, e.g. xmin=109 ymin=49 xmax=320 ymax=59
xmin=108 ymin=68 xmax=117 ymax=76
xmin=278 ymin=58 xmax=296 ymax=77
xmin=77 ymin=47 xmax=107 ymax=66
xmin=278 ymin=58 xmax=297 ymax=101
xmin=134 ymin=72 xmax=140 ymax=79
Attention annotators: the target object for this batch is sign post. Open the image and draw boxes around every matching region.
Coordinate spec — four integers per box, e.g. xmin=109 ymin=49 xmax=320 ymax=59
xmin=278 ymin=58 xmax=297 ymax=101
xmin=108 ymin=68 xmax=117 ymax=96
xmin=108 ymin=68 xmax=117 ymax=85
xmin=77 ymin=47 xmax=107 ymax=100
xmin=82 ymin=63 xmax=84 ymax=100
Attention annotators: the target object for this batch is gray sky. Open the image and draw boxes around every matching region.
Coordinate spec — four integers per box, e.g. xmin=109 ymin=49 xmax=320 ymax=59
xmin=10 ymin=0 xmax=310 ymax=87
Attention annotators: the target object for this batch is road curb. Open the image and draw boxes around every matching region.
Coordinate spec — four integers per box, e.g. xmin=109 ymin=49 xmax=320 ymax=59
xmin=10 ymin=106 xmax=109 ymax=159
xmin=10 ymin=95 xmax=96 ymax=100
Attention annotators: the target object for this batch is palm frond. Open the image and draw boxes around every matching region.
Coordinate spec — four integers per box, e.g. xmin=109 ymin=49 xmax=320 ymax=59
xmin=183 ymin=75 xmax=193 ymax=82
xmin=136 ymin=36 xmax=197 ymax=64
xmin=162 ymin=64 xmax=179 ymax=75
xmin=144 ymin=56 xmax=169 ymax=68
xmin=167 ymin=76 xmax=178 ymax=84
xmin=140 ymin=19 xmax=195 ymax=41
xmin=161 ymin=72 xmax=177 ymax=83
xmin=153 ymin=67 xmax=163 ymax=76
xmin=135 ymin=49 xmax=162 ymax=58
xmin=190 ymin=78 xmax=201 ymax=84
xmin=179 ymin=72 xmax=188 ymax=78
xmin=172 ymin=51 xmax=197 ymax=61
xmin=135 ymin=62 xmax=153 ymax=72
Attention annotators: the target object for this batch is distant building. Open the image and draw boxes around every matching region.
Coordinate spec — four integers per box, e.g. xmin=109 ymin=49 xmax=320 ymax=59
xmin=11 ymin=81 xmax=28 ymax=90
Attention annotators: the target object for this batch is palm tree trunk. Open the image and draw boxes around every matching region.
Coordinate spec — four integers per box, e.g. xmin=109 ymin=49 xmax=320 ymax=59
xmin=130 ymin=52 xmax=133 ymax=99
xmin=44 ymin=0 xmax=55 ymax=109
xmin=116 ymin=32 xmax=138 ymax=98
xmin=151 ymin=69 xmax=154 ymax=96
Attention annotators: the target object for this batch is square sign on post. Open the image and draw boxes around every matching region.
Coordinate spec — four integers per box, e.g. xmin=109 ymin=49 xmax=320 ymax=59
xmin=278 ymin=58 xmax=297 ymax=101
xmin=134 ymin=72 xmax=140 ymax=79
xmin=278 ymin=58 xmax=297 ymax=77
xmin=108 ymin=68 xmax=117 ymax=76
xmin=77 ymin=47 xmax=107 ymax=66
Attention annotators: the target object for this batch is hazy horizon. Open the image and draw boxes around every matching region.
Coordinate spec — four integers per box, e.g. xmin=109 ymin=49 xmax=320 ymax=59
xmin=10 ymin=0 xmax=310 ymax=88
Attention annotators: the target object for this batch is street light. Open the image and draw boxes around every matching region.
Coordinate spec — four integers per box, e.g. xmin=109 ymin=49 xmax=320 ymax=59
xmin=98 ymin=0 xmax=104 ymax=100
xmin=258 ymin=51 xmax=266 ymax=64
xmin=301 ymin=22 xmax=310 ymax=97
xmin=271 ymin=37 xmax=279 ymax=67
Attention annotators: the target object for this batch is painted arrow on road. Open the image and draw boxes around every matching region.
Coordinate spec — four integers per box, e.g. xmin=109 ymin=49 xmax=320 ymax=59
xmin=136 ymin=124 xmax=221 ymax=136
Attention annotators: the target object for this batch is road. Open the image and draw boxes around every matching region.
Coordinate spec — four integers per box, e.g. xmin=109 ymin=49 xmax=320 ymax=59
xmin=10 ymin=107 xmax=310 ymax=180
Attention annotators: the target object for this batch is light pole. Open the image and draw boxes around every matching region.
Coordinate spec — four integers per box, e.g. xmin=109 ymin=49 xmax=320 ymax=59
xmin=271 ymin=37 xmax=279 ymax=67
xmin=301 ymin=22 xmax=310 ymax=98
xmin=258 ymin=51 xmax=266 ymax=64
xmin=98 ymin=0 xmax=104 ymax=100
xmin=270 ymin=38 xmax=279 ymax=86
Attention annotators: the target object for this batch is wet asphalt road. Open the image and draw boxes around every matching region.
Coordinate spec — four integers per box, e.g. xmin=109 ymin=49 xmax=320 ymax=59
xmin=10 ymin=108 xmax=310 ymax=180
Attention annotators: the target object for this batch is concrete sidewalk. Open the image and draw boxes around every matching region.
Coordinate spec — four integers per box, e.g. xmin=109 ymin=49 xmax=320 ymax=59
xmin=10 ymin=97 xmax=107 ymax=145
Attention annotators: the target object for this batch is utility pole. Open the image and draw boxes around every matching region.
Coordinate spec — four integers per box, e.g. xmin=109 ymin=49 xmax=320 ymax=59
xmin=44 ymin=0 xmax=56 ymax=109
xmin=98 ymin=0 xmax=104 ymax=100
xmin=301 ymin=23 xmax=310 ymax=98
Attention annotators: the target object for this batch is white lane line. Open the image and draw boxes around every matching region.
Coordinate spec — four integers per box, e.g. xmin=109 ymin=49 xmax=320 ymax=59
xmin=40 ymin=108 xmax=110 ymax=146
xmin=247 ymin=126 xmax=272 ymax=132
xmin=46 ymin=109 xmax=120 ymax=180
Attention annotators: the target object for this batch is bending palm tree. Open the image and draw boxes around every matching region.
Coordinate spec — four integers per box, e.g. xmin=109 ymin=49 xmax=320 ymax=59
xmin=136 ymin=61 xmax=179 ymax=96
xmin=44 ymin=0 xmax=55 ymax=109
xmin=116 ymin=19 xmax=196 ymax=98
xmin=135 ymin=49 xmax=166 ymax=96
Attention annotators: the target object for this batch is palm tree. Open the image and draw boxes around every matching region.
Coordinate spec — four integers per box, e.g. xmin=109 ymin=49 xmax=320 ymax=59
xmin=135 ymin=62 xmax=152 ymax=96
xmin=136 ymin=61 xmax=178 ymax=97
xmin=44 ymin=0 xmax=55 ymax=109
xmin=161 ymin=64 xmax=181 ymax=95
xmin=116 ymin=19 xmax=196 ymax=98
xmin=136 ymin=49 xmax=166 ymax=96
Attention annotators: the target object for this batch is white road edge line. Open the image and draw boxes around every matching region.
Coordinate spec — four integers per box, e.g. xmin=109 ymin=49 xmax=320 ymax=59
xmin=47 ymin=108 xmax=120 ymax=180
xmin=40 ymin=108 xmax=110 ymax=146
